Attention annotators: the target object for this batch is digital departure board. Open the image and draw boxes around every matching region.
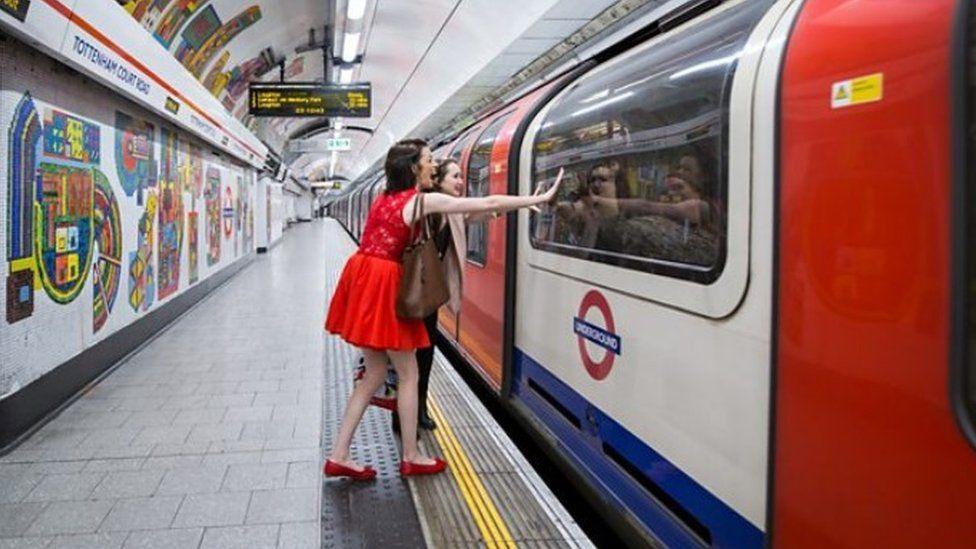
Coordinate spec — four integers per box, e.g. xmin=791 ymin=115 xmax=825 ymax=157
xmin=248 ymin=83 xmax=371 ymax=118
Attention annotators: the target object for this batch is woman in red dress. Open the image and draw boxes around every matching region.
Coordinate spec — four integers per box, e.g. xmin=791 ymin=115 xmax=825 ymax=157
xmin=324 ymin=139 xmax=562 ymax=479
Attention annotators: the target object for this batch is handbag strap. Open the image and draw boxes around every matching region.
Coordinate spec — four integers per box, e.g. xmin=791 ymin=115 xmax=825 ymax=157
xmin=407 ymin=192 xmax=430 ymax=244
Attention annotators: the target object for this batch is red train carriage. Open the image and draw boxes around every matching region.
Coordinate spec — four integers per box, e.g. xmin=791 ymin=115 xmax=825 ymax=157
xmin=332 ymin=0 xmax=976 ymax=546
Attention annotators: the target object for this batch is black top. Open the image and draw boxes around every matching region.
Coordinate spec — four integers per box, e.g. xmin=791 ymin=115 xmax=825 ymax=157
xmin=430 ymin=214 xmax=452 ymax=259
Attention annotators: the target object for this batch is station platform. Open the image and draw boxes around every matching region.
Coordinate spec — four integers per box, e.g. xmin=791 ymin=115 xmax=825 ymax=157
xmin=0 ymin=220 xmax=591 ymax=549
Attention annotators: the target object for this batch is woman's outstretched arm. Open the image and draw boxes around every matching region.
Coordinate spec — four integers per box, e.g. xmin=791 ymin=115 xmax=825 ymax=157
xmin=406 ymin=169 xmax=563 ymax=222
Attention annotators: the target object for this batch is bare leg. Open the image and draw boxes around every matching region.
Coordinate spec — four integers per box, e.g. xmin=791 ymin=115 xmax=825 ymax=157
xmin=328 ymin=347 xmax=388 ymax=470
xmin=388 ymin=350 xmax=436 ymax=464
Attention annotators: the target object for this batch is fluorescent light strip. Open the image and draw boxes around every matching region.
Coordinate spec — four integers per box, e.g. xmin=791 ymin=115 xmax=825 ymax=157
xmin=342 ymin=32 xmax=360 ymax=63
xmin=570 ymin=91 xmax=633 ymax=118
xmin=347 ymin=0 xmax=366 ymax=21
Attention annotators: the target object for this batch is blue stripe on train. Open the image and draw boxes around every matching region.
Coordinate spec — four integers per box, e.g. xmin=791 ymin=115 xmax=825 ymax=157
xmin=512 ymin=348 xmax=764 ymax=548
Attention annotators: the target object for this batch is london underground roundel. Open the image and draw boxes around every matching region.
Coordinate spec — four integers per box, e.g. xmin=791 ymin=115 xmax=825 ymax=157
xmin=573 ymin=290 xmax=621 ymax=380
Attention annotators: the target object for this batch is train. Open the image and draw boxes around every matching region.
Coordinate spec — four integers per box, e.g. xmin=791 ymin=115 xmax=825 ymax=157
xmin=328 ymin=0 xmax=976 ymax=546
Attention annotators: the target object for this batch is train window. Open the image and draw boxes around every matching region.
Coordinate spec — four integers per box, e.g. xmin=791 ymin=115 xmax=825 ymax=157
xmin=449 ymin=128 xmax=478 ymax=163
xmin=466 ymin=113 xmax=513 ymax=266
xmin=528 ymin=0 xmax=772 ymax=282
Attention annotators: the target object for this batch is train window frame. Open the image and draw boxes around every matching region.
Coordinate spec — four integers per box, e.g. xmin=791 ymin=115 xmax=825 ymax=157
xmin=465 ymin=112 xmax=513 ymax=267
xmin=449 ymin=127 xmax=479 ymax=163
xmin=953 ymin=0 xmax=976 ymax=449
xmin=518 ymin=0 xmax=774 ymax=318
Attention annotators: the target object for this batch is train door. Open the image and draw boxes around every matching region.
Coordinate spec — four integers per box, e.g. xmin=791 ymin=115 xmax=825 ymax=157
xmin=511 ymin=0 xmax=788 ymax=545
xmin=773 ymin=0 xmax=976 ymax=546
xmin=457 ymin=112 xmax=515 ymax=388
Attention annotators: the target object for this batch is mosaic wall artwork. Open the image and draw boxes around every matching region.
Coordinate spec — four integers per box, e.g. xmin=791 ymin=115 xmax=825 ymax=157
xmin=6 ymin=93 xmax=41 ymax=324
xmin=34 ymin=163 xmax=96 ymax=304
xmin=34 ymin=98 xmax=111 ymax=298
xmin=128 ymin=190 xmax=156 ymax=312
xmin=178 ymin=4 xmax=221 ymax=54
xmin=224 ymin=55 xmax=269 ymax=103
xmin=180 ymin=139 xmax=202 ymax=285
xmin=43 ymin=110 xmax=100 ymax=164
xmin=187 ymin=211 xmax=199 ymax=284
xmin=205 ymin=167 xmax=221 ymax=266
xmin=184 ymin=142 xmax=203 ymax=198
xmin=154 ymin=0 xmax=212 ymax=49
xmin=220 ymin=94 xmax=236 ymax=113
xmin=114 ymin=111 xmax=156 ymax=205
xmin=92 ymin=170 xmax=122 ymax=332
xmin=121 ymin=0 xmax=173 ymax=27
xmin=157 ymin=126 xmax=183 ymax=300
xmin=1 ymin=40 xmax=265 ymax=401
xmin=129 ymin=3 xmax=263 ymax=111
xmin=202 ymin=51 xmax=231 ymax=96
xmin=184 ymin=6 xmax=262 ymax=78
xmin=222 ymin=184 xmax=234 ymax=242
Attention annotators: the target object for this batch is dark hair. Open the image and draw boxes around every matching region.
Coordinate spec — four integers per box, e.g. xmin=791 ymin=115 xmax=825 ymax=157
xmin=679 ymin=144 xmax=717 ymax=188
xmin=431 ymin=158 xmax=459 ymax=192
xmin=588 ymin=162 xmax=630 ymax=199
xmin=384 ymin=138 xmax=428 ymax=192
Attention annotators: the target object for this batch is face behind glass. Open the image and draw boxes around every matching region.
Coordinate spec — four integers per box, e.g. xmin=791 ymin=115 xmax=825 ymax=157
xmin=675 ymin=155 xmax=704 ymax=189
xmin=665 ymin=175 xmax=697 ymax=200
xmin=588 ymin=167 xmax=616 ymax=197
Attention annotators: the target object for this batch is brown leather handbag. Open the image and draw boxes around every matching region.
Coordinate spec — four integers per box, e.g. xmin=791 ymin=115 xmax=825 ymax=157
xmin=396 ymin=194 xmax=449 ymax=319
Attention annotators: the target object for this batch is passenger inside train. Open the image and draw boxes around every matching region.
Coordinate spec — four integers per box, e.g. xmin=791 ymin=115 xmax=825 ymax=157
xmin=535 ymin=144 xmax=722 ymax=268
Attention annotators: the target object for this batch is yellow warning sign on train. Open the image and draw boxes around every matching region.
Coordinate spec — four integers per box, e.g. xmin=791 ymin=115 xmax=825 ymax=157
xmin=831 ymin=73 xmax=883 ymax=109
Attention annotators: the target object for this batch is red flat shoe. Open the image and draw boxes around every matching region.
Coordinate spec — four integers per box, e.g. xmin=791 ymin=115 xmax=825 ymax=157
xmin=400 ymin=457 xmax=447 ymax=476
xmin=324 ymin=460 xmax=377 ymax=481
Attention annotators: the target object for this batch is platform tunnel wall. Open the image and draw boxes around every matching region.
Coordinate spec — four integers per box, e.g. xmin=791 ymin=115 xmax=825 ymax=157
xmin=0 ymin=35 xmax=281 ymax=445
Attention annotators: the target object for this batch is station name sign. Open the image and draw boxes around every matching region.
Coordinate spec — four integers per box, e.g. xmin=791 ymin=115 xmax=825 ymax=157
xmin=248 ymin=83 xmax=371 ymax=118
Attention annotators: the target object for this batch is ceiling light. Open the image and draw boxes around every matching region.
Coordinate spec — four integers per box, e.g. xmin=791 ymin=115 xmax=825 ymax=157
xmin=339 ymin=68 xmax=353 ymax=84
xmin=669 ymin=53 xmax=740 ymax=81
xmin=342 ymin=32 xmax=360 ymax=63
xmin=570 ymin=92 xmax=633 ymax=118
xmin=347 ymin=0 xmax=367 ymax=21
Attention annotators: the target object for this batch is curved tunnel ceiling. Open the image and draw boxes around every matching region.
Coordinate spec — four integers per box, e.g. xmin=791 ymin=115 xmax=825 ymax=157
xmin=119 ymin=0 xmax=628 ymax=182
xmin=119 ymin=0 xmax=332 ymax=144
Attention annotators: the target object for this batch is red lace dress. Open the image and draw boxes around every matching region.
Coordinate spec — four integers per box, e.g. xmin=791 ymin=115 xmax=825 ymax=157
xmin=325 ymin=188 xmax=430 ymax=350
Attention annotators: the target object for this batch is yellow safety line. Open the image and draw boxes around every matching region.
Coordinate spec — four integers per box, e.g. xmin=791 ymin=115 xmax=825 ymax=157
xmin=427 ymin=396 xmax=517 ymax=548
xmin=428 ymin=399 xmax=513 ymax=548
xmin=427 ymin=400 xmax=503 ymax=548
xmin=428 ymin=408 xmax=499 ymax=548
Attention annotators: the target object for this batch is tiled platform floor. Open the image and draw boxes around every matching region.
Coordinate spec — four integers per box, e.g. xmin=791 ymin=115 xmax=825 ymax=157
xmin=0 ymin=221 xmax=328 ymax=548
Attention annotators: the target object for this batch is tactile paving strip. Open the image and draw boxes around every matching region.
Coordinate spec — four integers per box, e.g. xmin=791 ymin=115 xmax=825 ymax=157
xmin=320 ymin=222 xmax=426 ymax=549
xmin=414 ymin=355 xmax=593 ymax=548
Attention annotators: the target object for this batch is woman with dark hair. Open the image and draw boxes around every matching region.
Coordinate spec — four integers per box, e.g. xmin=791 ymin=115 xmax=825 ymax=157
xmin=324 ymin=139 xmax=562 ymax=479
xmin=395 ymin=157 xmax=472 ymax=432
